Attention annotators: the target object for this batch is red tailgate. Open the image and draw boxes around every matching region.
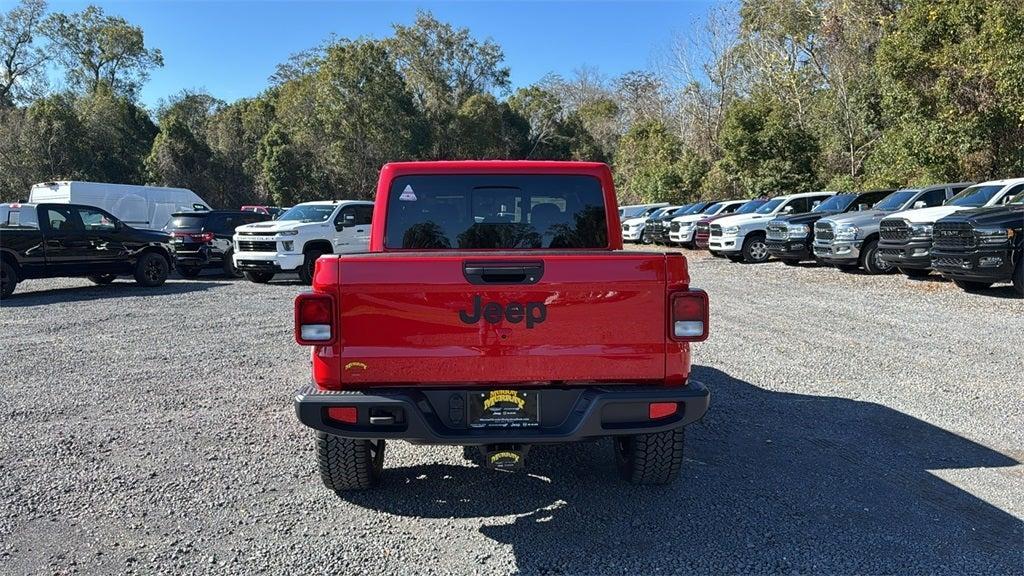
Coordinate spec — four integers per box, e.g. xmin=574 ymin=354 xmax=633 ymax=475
xmin=314 ymin=252 xmax=682 ymax=387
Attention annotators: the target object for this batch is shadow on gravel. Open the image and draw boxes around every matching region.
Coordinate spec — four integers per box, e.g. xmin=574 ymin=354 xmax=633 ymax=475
xmin=0 ymin=280 xmax=229 ymax=307
xmin=344 ymin=366 xmax=1021 ymax=574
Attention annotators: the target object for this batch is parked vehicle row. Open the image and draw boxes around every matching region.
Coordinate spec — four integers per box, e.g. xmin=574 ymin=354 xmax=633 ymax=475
xmin=625 ymin=178 xmax=1024 ymax=296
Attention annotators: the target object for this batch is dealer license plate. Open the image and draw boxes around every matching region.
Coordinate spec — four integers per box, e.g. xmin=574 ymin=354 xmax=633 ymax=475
xmin=469 ymin=390 xmax=540 ymax=429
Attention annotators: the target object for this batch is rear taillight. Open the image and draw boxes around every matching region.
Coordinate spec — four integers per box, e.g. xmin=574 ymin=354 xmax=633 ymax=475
xmin=670 ymin=290 xmax=709 ymax=341
xmin=295 ymin=293 xmax=335 ymax=345
xmin=326 ymin=406 xmax=357 ymax=424
xmin=191 ymin=232 xmax=215 ymax=243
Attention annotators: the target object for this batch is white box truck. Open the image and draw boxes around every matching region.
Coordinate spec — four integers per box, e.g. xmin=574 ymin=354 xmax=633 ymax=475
xmin=28 ymin=181 xmax=211 ymax=231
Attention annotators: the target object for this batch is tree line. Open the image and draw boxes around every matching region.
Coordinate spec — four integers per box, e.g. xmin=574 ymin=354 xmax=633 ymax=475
xmin=1 ymin=0 xmax=1021 ymax=208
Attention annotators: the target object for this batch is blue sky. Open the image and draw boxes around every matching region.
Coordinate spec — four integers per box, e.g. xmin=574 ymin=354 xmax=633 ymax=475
xmin=36 ymin=1 xmax=717 ymax=110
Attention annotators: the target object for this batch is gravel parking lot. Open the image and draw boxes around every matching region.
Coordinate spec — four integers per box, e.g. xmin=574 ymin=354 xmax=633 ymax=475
xmin=1 ymin=249 xmax=1021 ymax=575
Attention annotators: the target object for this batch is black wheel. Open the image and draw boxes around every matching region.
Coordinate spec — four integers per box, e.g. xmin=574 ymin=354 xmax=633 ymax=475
xmin=952 ymin=279 xmax=993 ymax=292
xmin=221 ymin=249 xmax=243 ymax=278
xmin=741 ymin=234 xmax=769 ymax=263
xmin=316 ymin=432 xmax=385 ymax=492
xmin=175 ymin=265 xmax=202 ymax=279
xmin=640 ymin=230 xmax=651 ymax=245
xmin=0 ymin=260 xmax=17 ymax=298
xmin=134 ymin=252 xmax=169 ymax=287
xmin=614 ymin=427 xmax=685 ymax=485
xmin=859 ymin=239 xmax=893 ymax=275
xmin=299 ymin=249 xmax=326 ymax=285
xmin=900 ymin=267 xmax=931 ymax=278
xmin=244 ymin=271 xmax=275 ymax=283
xmin=87 ymin=273 xmax=117 ymax=285
xmin=1014 ymin=255 xmax=1023 ymax=297
xmin=781 ymin=258 xmax=801 ymax=266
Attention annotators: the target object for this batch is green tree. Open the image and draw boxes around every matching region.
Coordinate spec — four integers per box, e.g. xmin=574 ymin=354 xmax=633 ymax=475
xmin=257 ymin=123 xmax=304 ymax=207
xmin=145 ymin=114 xmax=212 ymax=195
xmin=0 ymin=0 xmax=49 ymax=107
xmin=44 ymin=5 xmax=163 ymax=98
xmin=613 ymin=120 xmax=691 ymax=204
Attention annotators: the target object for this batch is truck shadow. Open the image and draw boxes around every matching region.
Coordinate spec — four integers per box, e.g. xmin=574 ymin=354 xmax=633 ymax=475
xmin=343 ymin=366 xmax=1021 ymax=574
xmin=0 ymin=280 xmax=228 ymax=307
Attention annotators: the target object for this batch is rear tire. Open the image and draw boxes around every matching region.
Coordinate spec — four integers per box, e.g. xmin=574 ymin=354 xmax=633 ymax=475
xmin=741 ymin=234 xmax=769 ymax=263
xmin=0 ymin=260 xmax=17 ymax=298
xmin=859 ymin=239 xmax=892 ymax=275
xmin=952 ymin=279 xmax=993 ymax=292
xmin=316 ymin=432 xmax=385 ymax=492
xmin=87 ymin=273 xmax=117 ymax=285
xmin=900 ymin=267 xmax=931 ymax=278
xmin=175 ymin=265 xmax=202 ymax=279
xmin=221 ymin=249 xmax=242 ymax=278
xmin=614 ymin=427 xmax=685 ymax=485
xmin=134 ymin=252 xmax=169 ymax=287
xmin=244 ymin=271 xmax=274 ymax=283
xmin=299 ymin=249 xmax=326 ymax=285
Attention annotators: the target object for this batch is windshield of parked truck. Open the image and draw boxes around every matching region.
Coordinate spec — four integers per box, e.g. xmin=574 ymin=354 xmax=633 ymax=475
xmin=812 ymin=194 xmax=856 ymax=213
xmin=874 ymin=190 xmax=918 ymax=211
xmin=384 ymin=174 xmax=608 ymax=249
xmin=620 ymin=206 xmax=648 ymax=218
xmin=947 ymin=185 xmax=1005 ymax=207
xmin=277 ymin=204 xmax=336 ymax=222
xmin=681 ymin=202 xmax=708 ymax=215
xmin=735 ymin=199 xmax=767 ymax=214
xmin=755 ymin=198 xmax=785 ymax=214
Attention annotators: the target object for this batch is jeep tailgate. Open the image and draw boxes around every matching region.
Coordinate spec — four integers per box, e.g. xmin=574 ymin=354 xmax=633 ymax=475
xmin=312 ymin=251 xmax=689 ymax=387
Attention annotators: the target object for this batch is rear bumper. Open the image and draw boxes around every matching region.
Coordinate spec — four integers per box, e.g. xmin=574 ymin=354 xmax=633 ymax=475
xmin=294 ymin=382 xmax=710 ymax=445
xmin=878 ymin=239 xmax=932 ymax=269
xmin=766 ymin=239 xmax=811 ymax=260
xmin=171 ymin=245 xmax=221 ymax=266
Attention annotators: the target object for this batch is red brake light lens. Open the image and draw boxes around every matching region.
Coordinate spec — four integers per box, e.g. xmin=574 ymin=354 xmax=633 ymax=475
xmin=191 ymin=232 xmax=215 ymax=243
xmin=671 ymin=290 xmax=709 ymax=342
xmin=326 ymin=406 xmax=357 ymax=424
xmin=649 ymin=402 xmax=678 ymax=419
xmin=295 ymin=293 xmax=335 ymax=345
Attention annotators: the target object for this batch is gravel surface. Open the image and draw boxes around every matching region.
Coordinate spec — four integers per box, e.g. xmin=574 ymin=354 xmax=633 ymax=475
xmin=1 ymin=250 xmax=1021 ymax=575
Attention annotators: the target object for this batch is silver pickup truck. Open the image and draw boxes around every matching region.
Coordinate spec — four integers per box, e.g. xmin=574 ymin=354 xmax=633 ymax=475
xmin=812 ymin=183 xmax=972 ymax=274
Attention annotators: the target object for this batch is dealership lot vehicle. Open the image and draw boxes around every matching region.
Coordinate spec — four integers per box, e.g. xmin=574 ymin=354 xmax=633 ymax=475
xmin=620 ymin=205 xmax=667 ymax=242
xmin=0 ymin=202 xmax=173 ymax=297
xmin=28 ymin=181 xmax=211 ymax=231
xmin=637 ymin=205 xmax=682 ymax=244
xmin=294 ymin=161 xmax=710 ymax=490
xmin=1 ymin=247 xmax=1020 ymax=575
xmin=878 ymin=179 xmax=1023 ymax=277
xmin=710 ymin=191 xmax=834 ymax=263
xmin=931 ymin=191 xmax=1024 ymax=295
xmin=670 ymin=200 xmax=745 ymax=247
xmin=166 ymin=210 xmax=269 ymax=278
xmin=651 ymin=202 xmax=709 ymax=245
xmin=696 ymin=198 xmax=768 ymax=252
xmin=233 ymin=200 xmax=373 ymax=284
xmin=766 ymin=189 xmax=892 ymax=265
xmin=814 ymin=183 xmax=970 ymax=274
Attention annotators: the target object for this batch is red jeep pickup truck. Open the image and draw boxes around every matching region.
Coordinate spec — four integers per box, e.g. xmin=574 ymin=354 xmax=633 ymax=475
xmin=293 ymin=161 xmax=710 ymax=491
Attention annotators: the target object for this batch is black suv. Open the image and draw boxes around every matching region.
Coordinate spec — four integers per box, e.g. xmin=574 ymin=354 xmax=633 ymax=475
xmin=931 ymin=192 xmax=1024 ymax=296
xmin=165 ymin=210 xmax=269 ymax=278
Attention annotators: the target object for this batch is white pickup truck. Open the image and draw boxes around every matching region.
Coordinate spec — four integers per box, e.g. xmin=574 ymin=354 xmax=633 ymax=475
xmin=232 ymin=200 xmax=374 ymax=284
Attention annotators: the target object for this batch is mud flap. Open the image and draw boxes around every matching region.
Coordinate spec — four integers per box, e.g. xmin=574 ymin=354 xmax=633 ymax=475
xmin=480 ymin=444 xmax=530 ymax=471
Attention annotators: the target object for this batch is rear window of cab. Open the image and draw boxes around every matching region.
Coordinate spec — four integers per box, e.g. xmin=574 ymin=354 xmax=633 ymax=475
xmin=384 ymin=174 xmax=608 ymax=249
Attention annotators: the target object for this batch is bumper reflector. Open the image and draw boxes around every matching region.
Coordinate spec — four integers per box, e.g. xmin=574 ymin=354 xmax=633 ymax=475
xmin=327 ymin=406 xmax=358 ymax=424
xmin=649 ymin=402 xmax=678 ymax=420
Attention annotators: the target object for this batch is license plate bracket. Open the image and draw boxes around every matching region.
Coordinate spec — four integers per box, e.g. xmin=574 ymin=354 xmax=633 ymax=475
xmin=469 ymin=390 xmax=540 ymax=429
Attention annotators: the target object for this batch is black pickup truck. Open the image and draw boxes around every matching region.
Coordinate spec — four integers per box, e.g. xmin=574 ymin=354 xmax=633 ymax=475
xmin=0 ymin=203 xmax=173 ymax=298
xmin=765 ymin=190 xmax=893 ymax=265
xmin=931 ymin=192 xmax=1024 ymax=295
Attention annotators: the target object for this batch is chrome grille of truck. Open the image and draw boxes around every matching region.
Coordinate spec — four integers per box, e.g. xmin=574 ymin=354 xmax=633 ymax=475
xmin=879 ymin=220 xmax=911 ymax=242
xmin=932 ymin=222 xmax=975 ymax=250
xmin=696 ymin=223 xmax=710 ymax=236
xmin=710 ymin=224 xmax=722 ymax=237
xmin=766 ymin=222 xmax=788 ymax=240
xmin=670 ymin=222 xmax=681 ymax=232
xmin=238 ymin=230 xmax=275 ymax=236
xmin=815 ymin=221 xmax=834 ymax=241
xmin=238 ymin=240 xmax=277 ymax=252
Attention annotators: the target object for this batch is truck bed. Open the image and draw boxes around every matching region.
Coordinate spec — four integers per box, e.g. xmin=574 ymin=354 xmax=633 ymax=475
xmin=309 ymin=250 xmax=692 ymax=388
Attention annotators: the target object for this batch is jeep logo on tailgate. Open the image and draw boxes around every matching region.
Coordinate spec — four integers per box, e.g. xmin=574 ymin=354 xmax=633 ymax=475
xmin=459 ymin=295 xmax=547 ymax=328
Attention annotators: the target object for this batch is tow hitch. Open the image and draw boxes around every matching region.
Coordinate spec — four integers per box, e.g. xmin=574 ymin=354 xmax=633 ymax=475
xmin=480 ymin=444 xmax=530 ymax=471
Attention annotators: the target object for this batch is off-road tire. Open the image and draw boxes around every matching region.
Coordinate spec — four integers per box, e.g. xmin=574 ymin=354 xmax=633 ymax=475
xmin=741 ymin=234 xmax=769 ymax=264
xmin=316 ymin=432 xmax=385 ymax=492
xmin=859 ymin=239 xmax=892 ymax=275
xmin=299 ymin=249 xmax=326 ymax=285
xmin=952 ymin=279 xmax=993 ymax=292
xmin=614 ymin=427 xmax=685 ymax=485
xmin=221 ymin=249 xmax=243 ymax=278
xmin=0 ymin=260 xmax=17 ymax=298
xmin=134 ymin=252 xmax=169 ymax=287
xmin=176 ymin=265 xmax=202 ymax=279
xmin=244 ymin=271 xmax=274 ymax=283
xmin=900 ymin=267 xmax=931 ymax=279
xmin=87 ymin=273 xmax=117 ymax=285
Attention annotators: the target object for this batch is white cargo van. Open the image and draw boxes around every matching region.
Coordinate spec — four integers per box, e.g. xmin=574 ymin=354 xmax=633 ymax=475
xmin=28 ymin=181 xmax=211 ymax=231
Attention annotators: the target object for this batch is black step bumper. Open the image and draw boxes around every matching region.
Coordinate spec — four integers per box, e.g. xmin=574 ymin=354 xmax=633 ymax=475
xmin=294 ymin=382 xmax=710 ymax=445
